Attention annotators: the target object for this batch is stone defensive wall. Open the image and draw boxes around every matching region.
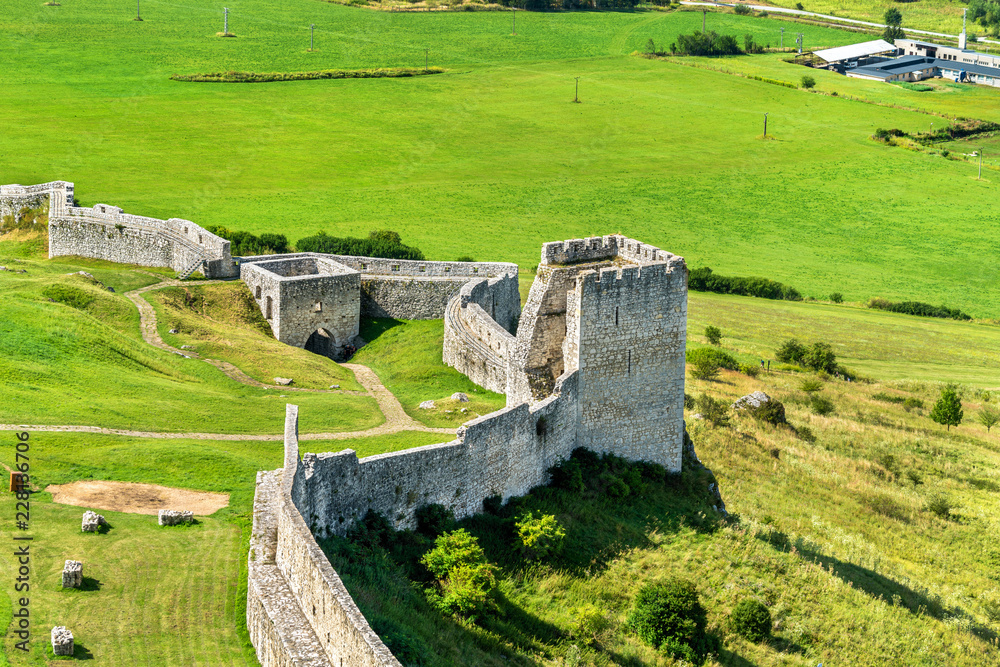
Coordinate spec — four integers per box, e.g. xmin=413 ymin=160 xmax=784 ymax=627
xmin=1 ymin=180 xmax=239 ymax=279
xmin=241 ymin=252 xmax=518 ymax=322
xmin=0 ymin=181 xmax=73 ymax=219
xmin=248 ymin=405 xmax=401 ymax=667
xmin=443 ymin=276 xmax=520 ymax=394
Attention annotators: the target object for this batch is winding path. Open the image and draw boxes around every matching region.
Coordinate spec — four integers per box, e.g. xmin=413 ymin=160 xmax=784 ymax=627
xmin=1 ymin=275 xmax=456 ymax=442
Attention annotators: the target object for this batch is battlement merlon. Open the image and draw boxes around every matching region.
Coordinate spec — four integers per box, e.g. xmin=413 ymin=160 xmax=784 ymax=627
xmin=540 ymin=234 xmax=682 ymax=267
xmin=573 ymin=259 xmax=687 ymax=294
xmin=0 ymin=181 xmax=74 ymax=207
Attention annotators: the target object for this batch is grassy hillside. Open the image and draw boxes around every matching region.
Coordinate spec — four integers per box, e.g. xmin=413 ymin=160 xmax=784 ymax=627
xmin=322 ymin=367 xmax=1000 ymax=666
xmin=3 ymin=3 xmax=1000 ymax=316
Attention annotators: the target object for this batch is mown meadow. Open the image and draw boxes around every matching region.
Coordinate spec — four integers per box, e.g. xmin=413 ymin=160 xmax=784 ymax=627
xmin=3 ymin=1 xmax=1000 ymax=315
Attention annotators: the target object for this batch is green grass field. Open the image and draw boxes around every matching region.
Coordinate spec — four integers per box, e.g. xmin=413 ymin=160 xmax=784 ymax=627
xmin=4 ymin=2 xmax=1000 ymax=316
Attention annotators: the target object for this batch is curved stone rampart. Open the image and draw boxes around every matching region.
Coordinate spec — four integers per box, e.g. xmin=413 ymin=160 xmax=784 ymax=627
xmin=2 ymin=180 xmax=238 ymax=278
xmin=442 ymin=276 xmax=519 ymax=394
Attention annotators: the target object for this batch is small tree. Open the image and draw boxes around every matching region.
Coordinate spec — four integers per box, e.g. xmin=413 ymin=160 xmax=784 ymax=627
xmin=696 ymin=394 xmax=730 ymax=427
xmin=800 ymin=75 xmax=816 ymax=89
xmin=627 ymin=579 xmax=711 ymax=665
xmin=730 ymin=599 xmax=771 ymax=642
xmin=977 ymin=405 xmax=1000 ymax=432
xmin=644 ymin=38 xmax=657 ymax=56
xmin=421 ymin=529 xmax=497 ymax=620
xmin=883 ymin=7 xmax=905 ymax=43
xmin=829 ymin=292 xmax=843 ymax=303
xmin=690 ymin=357 xmax=720 ymax=381
xmin=930 ymin=385 xmax=963 ymax=430
xmin=705 ymin=325 xmax=722 ymax=346
xmin=515 ymin=512 xmax=566 ymax=560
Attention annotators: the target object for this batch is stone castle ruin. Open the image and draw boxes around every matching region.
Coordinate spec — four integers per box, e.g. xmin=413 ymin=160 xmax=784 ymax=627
xmin=2 ymin=180 xmax=238 ymax=278
xmin=247 ymin=235 xmax=689 ymax=667
xmin=4 ymin=178 xmax=691 ymax=666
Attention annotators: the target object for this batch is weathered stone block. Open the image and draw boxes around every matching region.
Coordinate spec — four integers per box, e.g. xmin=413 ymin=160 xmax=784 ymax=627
xmin=62 ymin=560 xmax=82 ymax=588
xmin=158 ymin=509 xmax=194 ymax=526
xmin=51 ymin=626 xmax=73 ymax=656
xmin=81 ymin=511 xmax=106 ymax=533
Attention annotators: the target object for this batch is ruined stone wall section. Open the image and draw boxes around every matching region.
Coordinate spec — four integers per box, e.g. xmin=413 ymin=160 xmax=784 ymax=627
xmin=295 ymin=371 xmax=579 ymax=538
xmin=442 ymin=275 xmax=522 ymax=394
xmin=242 ymin=253 xmax=518 ymax=321
xmin=0 ymin=181 xmax=73 ymax=219
xmin=571 ymin=261 xmax=687 ymax=471
xmin=248 ymin=405 xmax=402 ymax=667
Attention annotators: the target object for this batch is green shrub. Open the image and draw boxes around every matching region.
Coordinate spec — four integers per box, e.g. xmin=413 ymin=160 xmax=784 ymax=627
xmin=606 ymin=475 xmax=631 ymax=498
xmin=689 ymin=267 xmax=801 ymax=301
xmin=686 ymin=347 xmax=739 ymax=370
xmin=415 ymin=503 xmax=454 ymax=537
xmin=704 ymin=325 xmax=722 ymax=345
xmin=775 ymin=339 xmax=806 ymax=364
xmin=800 ymin=75 xmax=816 ymax=89
xmin=729 ymin=598 xmax=771 ymax=642
xmin=690 ymin=357 xmax=720 ymax=381
xmin=170 ymin=67 xmax=445 ymax=83
xmin=549 ymin=458 xmax=584 ymax=493
xmin=809 ymin=395 xmax=835 ymax=416
xmin=482 ymin=494 xmax=502 ymax=515
xmin=297 ymin=229 xmax=425 ymax=260
xmin=829 ymin=292 xmax=843 ymax=303
xmin=866 ymin=297 xmax=971 ymax=321
xmin=977 ymin=405 xmax=1000 ymax=432
xmin=515 ymin=512 xmax=566 ymax=560
xmin=675 ymin=30 xmax=743 ymax=57
xmin=795 ymin=425 xmax=816 ymax=442
xmin=733 ymin=3 xmax=751 ymax=14
xmin=627 ymin=579 xmax=710 ymax=665
xmin=930 ymin=385 xmax=963 ymax=430
xmin=863 ymin=492 xmax=908 ymax=522
xmin=455 ymin=255 xmax=475 ymax=262
xmin=749 ymin=397 xmax=787 ymax=425
xmin=204 ymin=225 xmax=289 ymax=256
xmin=696 ymin=394 xmax=731 ymax=428
xmin=421 ymin=529 xmax=497 ymax=619
xmin=903 ymin=397 xmax=924 ymax=411
xmin=925 ymin=494 xmax=954 ymax=520
xmin=569 ymin=604 xmax=610 ymax=643
xmin=739 ymin=363 xmax=760 ymax=378
xmin=684 ymin=393 xmax=696 ymax=410
xmin=800 ymin=379 xmax=823 ymax=393
xmin=776 ymin=339 xmax=837 ymax=372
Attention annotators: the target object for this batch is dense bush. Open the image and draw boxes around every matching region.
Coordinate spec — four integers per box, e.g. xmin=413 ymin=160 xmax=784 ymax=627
xmin=930 ymin=385 xmax=963 ymax=430
xmin=515 ymin=511 xmax=566 ymax=560
xmin=675 ymin=31 xmax=743 ymax=56
xmin=696 ymin=394 xmax=731 ymax=428
xmin=749 ymin=397 xmax=787 ymax=425
xmin=733 ymin=3 xmax=751 ymax=14
xmin=800 ymin=379 xmax=823 ymax=393
xmin=775 ymin=339 xmax=838 ymax=373
xmin=204 ymin=225 xmax=289 ymax=256
xmin=415 ymin=503 xmax=454 ymax=537
xmin=925 ymin=494 xmax=954 ymax=520
xmin=729 ymin=599 xmax=771 ymax=642
xmin=420 ymin=529 xmax=497 ymax=619
xmin=686 ymin=347 xmax=739 ymax=371
xmin=800 ymin=75 xmax=816 ymax=89
xmin=627 ymin=579 xmax=711 ymax=664
xmin=689 ymin=267 xmax=801 ymax=301
xmin=690 ymin=357 xmax=720 ymax=381
xmin=867 ymin=297 xmax=971 ymax=321
xmin=809 ymin=395 xmax=835 ymax=416
xmin=829 ymin=292 xmax=843 ymax=303
xmin=171 ymin=67 xmax=445 ymax=82
xmin=739 ymin=363 xmax=760 ymax=378
xmin=704 ymin=325 xmax=722 ymax=346
xmin=297 ymin=229 xmax=425 ymax=260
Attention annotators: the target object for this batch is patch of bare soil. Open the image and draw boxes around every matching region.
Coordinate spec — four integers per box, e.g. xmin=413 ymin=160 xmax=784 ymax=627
xmin=45 ymin=481 xmax=229 ymax=516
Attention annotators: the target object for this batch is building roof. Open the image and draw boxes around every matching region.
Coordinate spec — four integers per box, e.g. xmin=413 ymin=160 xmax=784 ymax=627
xmin=812 ymin=39 xmax=897 ymax=64
xmin=850 ymin=55 xmax=940 ymax=79
xmin=850 ymin=53 xmax=1000 ymax=80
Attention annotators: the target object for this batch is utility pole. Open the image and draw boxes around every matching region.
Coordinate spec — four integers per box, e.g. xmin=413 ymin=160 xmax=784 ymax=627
xmin=425 ymin=48 xmax=429 ymax=70
xmin=135 ymin=0 xmax=142 ymax=20
xmin=979 ymin=148 xmax=984 ymax=180
xmin=796 ymin=33 xmax=804 ymax=54
xmin=512 ymin=8 xmax=516 ymax=36
xmin=702 ymin=8 xmax=707 ymax=33
xmin=574 ymin=77 xmax=580 ymax=103
xmin=224 ymin=7 xmax=229 ymax=35
xmin=780 ymin=27 xmax=784 ymax=49
xmin=763 ymin=112 xmax=768 ymax=138
xmin=310 ymin=24 xmax=315 ymax=51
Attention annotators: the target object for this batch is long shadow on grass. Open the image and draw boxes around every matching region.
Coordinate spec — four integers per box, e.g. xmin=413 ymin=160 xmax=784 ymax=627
xmin=358 ymin=317 xmax=406 ymax=346
xmin=757 ymin=528 xmax=946 ymax=618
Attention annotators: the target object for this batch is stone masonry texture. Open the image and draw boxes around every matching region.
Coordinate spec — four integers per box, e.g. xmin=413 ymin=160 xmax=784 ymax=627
xmin=248 ymin=236 xmax=690 ymax=667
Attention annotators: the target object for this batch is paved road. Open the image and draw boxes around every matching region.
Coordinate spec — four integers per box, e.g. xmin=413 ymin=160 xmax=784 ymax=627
xmin=680 ymin=1 xmax=1000 ymax=46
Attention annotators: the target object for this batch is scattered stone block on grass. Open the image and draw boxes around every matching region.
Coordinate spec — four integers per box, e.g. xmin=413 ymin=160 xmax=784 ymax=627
xmin=51 ymin=626 xmax=73 ymax=656
xmin=158 ymin=509 xmax=194 ymax=526
xmin=81 ymin=511 xmax=106 ymax=533
xmin=731 ymin=391 xmax=772 ymax=411
xmin=451 ymin=392 xmax=469 ymax=402
xmin=274 ymin=377 xmax=293 ymax=386
xmin=419 ymin=400 xmax=435 ymax=409
xmin=62 ymin=560 xmax=82 ymax=588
